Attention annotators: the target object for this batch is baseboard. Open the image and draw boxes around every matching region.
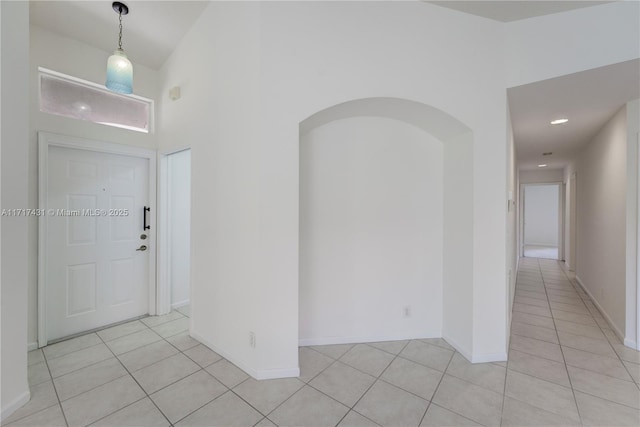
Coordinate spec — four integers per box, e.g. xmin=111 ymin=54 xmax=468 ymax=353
xmin=471 ymin=351 xmax=508 ymax=363
xmin=441 ymin=333 xmax=472 ymax=361
xmin=190 ymin=331 xmax=299 ymax=380
xmin=27 ymin=341 xmax=38 ymax=351
xmin=574 ymin=276 xmax=626 ymax=343
xmin=171 ymin=300 xmax=190 ymax=310
xmin=1 ymin=390 xmax=30 ymax=422
xmin=624 ymin=338 xmax=639 ymax=350
xmin=299 ymin=331 xmax=441 ymax=347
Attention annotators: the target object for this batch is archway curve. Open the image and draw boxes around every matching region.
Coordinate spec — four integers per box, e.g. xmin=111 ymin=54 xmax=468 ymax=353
xmin=298 ymin=97 xmax=476 ymax=359
xmin=299 ymin=97 xmax=472 ymax=141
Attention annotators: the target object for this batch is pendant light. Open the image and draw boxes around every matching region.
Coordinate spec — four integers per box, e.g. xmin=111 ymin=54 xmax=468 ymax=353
xmin=106 ymin=2 xmax=133 ymax=94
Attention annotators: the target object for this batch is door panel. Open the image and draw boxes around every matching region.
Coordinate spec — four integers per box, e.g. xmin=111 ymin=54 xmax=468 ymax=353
xmin=47 ymin=146 xmax=149 ymax=340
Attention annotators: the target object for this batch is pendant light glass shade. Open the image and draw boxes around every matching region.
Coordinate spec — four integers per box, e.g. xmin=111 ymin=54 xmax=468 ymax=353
xmin=106 ymin=48 xmax=133 ymax=94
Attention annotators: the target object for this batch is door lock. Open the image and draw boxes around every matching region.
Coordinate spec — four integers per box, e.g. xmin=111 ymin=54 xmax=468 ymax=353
xmin=140 ymin=234 xmax=147 ymax=240
xmin=136 ymin=245 xmax=148 ymax=251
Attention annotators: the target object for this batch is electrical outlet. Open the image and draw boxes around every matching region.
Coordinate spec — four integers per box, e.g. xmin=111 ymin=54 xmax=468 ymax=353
xmin=402 ymin=306 xmax=411 ymax=318
xmin=249 ymin=331 xmax=256 ymax=348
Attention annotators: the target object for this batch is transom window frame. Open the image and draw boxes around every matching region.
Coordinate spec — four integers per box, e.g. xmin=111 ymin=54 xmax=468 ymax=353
xmin=38 ymin=67 xmax=154 ymax=134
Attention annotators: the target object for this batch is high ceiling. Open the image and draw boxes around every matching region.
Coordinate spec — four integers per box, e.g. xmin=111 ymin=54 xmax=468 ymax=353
xmin=428 ymin=1 xmax=614 ymax=22
xmin=508 ymin=59 xmax=640 ymax=170
xmin=29 ymin=1 xmax=209 ymax=70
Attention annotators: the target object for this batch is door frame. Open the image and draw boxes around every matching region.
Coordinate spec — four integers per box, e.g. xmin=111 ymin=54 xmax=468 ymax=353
xmin=38 ymin=132 xmax=157 ymax=347
xmin=156 ymin=146 xmax=192 ymax=315
xmin=519 ymin=182 xmax=564 ymax=259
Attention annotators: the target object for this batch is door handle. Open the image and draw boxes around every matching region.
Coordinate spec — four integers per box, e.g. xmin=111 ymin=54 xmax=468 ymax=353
xmin=143 ymin=206 xmax=151 ymax=230
xmin=136 ymin=245 xmax=147 ymax=251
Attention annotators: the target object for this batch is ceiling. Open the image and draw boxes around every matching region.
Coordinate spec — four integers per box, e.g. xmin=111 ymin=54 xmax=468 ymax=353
xmin=508 ymin=59 xmax=640 ymax=171
xmin=29 ymin=1 xmax=209 ymax=70
xmin=428 ymin=1 xmax=614 ymax=22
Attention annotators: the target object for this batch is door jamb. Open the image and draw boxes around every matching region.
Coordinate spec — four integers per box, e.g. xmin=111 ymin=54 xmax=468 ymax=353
xmin=38 ymin=132 xmax=158 ymax=348
xmin=156 ymin=146 xmax=191 ymax=316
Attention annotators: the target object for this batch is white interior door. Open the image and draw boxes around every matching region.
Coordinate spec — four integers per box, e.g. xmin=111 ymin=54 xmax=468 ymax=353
xmin=46 ymin=145 xmax=150 ymax=340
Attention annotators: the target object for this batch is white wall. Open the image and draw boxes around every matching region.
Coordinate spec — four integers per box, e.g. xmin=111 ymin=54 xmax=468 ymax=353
xmin=1 ymin=0 xmax=30 ymax=420
xmin=27 ymin=25 xmax=159 ymax=346
xmin=168 ymin=149 xmax=191 ymax=308
xmin=626 ymin=99 xmax=639 ymax=347
xmin=519 ymin=169 xmax=564 ymax=184
xmin=506 ymin=1 xmax=640 ymax=87
xmin=299 ymin=116 xmax=443 ymax=344
xmin=524 ymin=185 xmax=559 ymax=247
xmin=159 ymin=0 xmax=509 ymax=376
xmin=575 ymin=106 xmax=627 ymax=335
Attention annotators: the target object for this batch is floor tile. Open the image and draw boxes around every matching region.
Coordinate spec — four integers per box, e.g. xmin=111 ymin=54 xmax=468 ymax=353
xmin=612 ymin=343 xmax=640 ymax=363
xmin=511 ymin=321 xmax=559 ymax=344
xmin=338 ymin=410 xmax=380 ymax=426
xmin=340 ymin=344 xmax=395 ymax=377
xmin=505 ymin=370 xmax=579 ymax=421
xmin=298 ymin=347 xmax=334 ymax=382
xmin=513 ymin=303 xmax=552 ymax=318
xmin=515 ymin=290 xmax=547 ymax=300
xmin=567 ymin=365 xmax=640 ymax=409
xmin=97 ymin=320 xmax=148 ymax=342
xmin=61 ymin=375 xmax=145 ymax=427
xmin=550 ymin=302 xmax=590 ymax=315
xmin=431 ymin=375 xmax=503 ymax=426
xmin=105 ymin=329 xmax=163 ymax=355
xmin=554 ymin=319 xmax=606 ymax=340
xmin=233 ymin=377 xmax=305 ymax=414
xmin=269 ymin=386 xmax=349 ymax=427
xmin=602 ymin=327 xmax=623 ymax=345
xmin=509 ymin=334 xmax=564 ymax=363
xmin=354 ymin=380 xmax=429 ymax=427
xmin=381 ymin=357 xmax=444 ymax=400
xmin=551 ymin=309 xmax=598 ymax=326
xmin=310 ymin=343 xmax=354 ymax=360
xmin=514 ymin=296 xmax=549 ymax=308
xmin=141 ymin=311 xmax=184 ymax=328
xmin=501 ymin=397 xmax=580 ymax=427
xmin=574 ymin=390 xmax=640 ymax=426
xmin=511 ymin=311 xmax=556 ymax=329
xmin=444 ymin=352 xmax=506 ymax=394
xmin=47 ymin=344 xmax=114 ymax=378
xmin=165 ymin=331 xmax=200 ymax=351
xmin=176 ymin=391 xmax=263 ymax=427
xmin=507 ymin=349 xmax=570 ymax=387
xmin=132 ymin=353 xmax=200 ymax=394
xmin=176 ymin=305 xmax=191 ymax=317
xmin=43 ymin=333 xmax=102 ymax=360
xmin=310 ymin=361 xmax=375 ymax=407
xmin=399 ymin=340 xmax=454 ymax=372
xmin=28 ymin=349 xmax=45 ymax=366
xmin=54 ymin=357 xmax=128 ymax=401
xmin=183 ymin=343 xmax=222 ymax=368
xmin=117 ymin=340 xmax=179 ymax=372
xmin=562 ymin=346 xmax=632 ymax=381
xmin=4 ymin=404 xmax=66 ymax=427
xmin=2 ymin=381 xmax=58 ymax=425
xmin=255 ymin=417 xmax=278 ymax=427
xmin=420 ymin=404 xmax=481 ymax=426
xmin=367 ymin=340 xmax=408 ymax=355
xmin=151 ymin=317 xmax=190 ymax=338
xmin=28 ymin=362 xmax=51 ymax=386
xmin=623 ymin=360 xmax=640 ymax=383
xmin=419 ymin=338 xmax=455 ymax=351
xmin=558 ymin=330 xmax=617 ymax=357
xmin=90 ymin=398 xmax=169 ymax=426
xmin=206 ymin=359 xmax=250 ymax=388
xmin=150 ymin=370 xmax=226 ymax=423
xmin=547 ymin=294 xmax=585 ymax=306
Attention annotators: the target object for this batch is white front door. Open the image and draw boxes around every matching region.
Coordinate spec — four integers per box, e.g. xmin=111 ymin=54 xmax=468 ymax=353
xmin=45 ymin=145 xmax=150 ymax=340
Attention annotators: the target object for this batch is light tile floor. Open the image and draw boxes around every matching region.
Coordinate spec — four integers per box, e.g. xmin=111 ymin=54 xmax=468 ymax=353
xmin=5 ymin=259 xmax=640 ymax=426
xmin=523 ymin=245 xmax=559 ymax=260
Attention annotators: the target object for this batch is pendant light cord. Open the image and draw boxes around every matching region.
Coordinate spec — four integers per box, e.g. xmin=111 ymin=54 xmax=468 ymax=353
xmin=118 ymin=10 xmax=123 ymax=49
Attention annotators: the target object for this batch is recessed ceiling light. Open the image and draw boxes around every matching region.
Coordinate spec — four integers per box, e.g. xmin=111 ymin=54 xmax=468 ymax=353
xmin=538 ymin=164 xmax=548 ymax=168
xmin=550 ymin=118 xmax=568 ymax=125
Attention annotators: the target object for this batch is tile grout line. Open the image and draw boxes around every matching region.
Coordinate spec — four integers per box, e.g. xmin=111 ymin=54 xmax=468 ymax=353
xmin=417 ymin=349 xmax=455 ymax=427
xmin=540 ymin=258 xmax=584 ymax=426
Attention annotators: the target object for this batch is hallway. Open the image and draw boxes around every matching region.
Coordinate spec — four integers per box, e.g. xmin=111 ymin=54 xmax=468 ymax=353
xmin=4 ymin=260 xmax=640 ymax=426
